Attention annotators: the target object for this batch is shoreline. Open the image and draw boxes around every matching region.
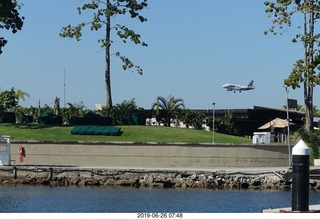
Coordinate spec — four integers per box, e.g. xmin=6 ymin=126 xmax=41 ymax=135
xmin=1 ymin=166 xmax=320 ymax=191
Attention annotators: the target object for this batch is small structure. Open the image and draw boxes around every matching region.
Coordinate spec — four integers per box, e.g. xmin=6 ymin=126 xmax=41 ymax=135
xmin=252 ymin=132 xmax=271 ymax=144
xmin=258 ymin=117 xmax=289 ymax=129
xmin=0 ymin=136 xmax=11 ymax=165
xmin=258 ymin=118 xmax=291 ymax=143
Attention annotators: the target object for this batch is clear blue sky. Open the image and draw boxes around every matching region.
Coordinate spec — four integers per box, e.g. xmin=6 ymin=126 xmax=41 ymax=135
xmin=1 ymin=1 xmax=314 ymax=111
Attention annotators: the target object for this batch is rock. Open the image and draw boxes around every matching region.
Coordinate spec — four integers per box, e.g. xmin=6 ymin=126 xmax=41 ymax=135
xmin=87 ymin=179 xmax=100 ymax=186
xmin=104 ymin=179 xmax=116 ymax=186
xmin=70 ymin=178 xmax=81 ymax=185
xmin=37 ymin=172 xmax=49 ymax=178
xmin=50 ymin=181 xmax=59 ymax=186
xmin=188 ymin=174 xmax=197 ymax=180
xmin=315 ymin=181 xmax=320 ymax=190
xmin=144 ymin=175 xmax=154 ymax=184
xmin=150 ymin=183 xmax=164 ymax=188
xmin=78 ymin=180 xmax=87 ymax=186
xmin=185 ymin=179 xmax=194 ymax=187
xmin=0 ymin=166 xmax=302 ymax=191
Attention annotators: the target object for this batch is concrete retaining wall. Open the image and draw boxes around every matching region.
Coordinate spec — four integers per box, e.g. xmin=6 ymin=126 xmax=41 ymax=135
xmin=8 ymin=141 xmax=291 ymax=168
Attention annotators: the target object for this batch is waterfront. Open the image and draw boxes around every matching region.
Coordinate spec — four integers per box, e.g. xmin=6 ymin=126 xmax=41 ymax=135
xmin=0 ymin=185 xmax=319 ymax=213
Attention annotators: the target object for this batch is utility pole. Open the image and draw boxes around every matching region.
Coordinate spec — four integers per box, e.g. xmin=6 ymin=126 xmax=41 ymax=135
xmin=212 ymin=103 xmax=215 ymax=144
xmin=284 ymin=86 xmax=291 ymax=166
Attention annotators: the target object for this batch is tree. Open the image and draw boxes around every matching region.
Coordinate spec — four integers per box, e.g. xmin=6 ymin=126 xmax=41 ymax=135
xmin=152 ymin=96 xmax=185 ymax=127
xmin=66 ymin=102 xmax=86 ymax=118
xmin=282 ymin=103 xmax=304 ymax=111
xmin=180 ymin=109 xmax=206 ymax=130
xmin=15 ymin=89 xmax=29 ymax=105
xmin=0 ymin=0 xmax=24 ymax=54
xmin=60 ymin=0 xmax=148 ymax=117
xmin=264 ymin=0 xmax=320 ymax=132
xmin=111 ymin=98 xmax=138 ymax=124
xmin=215 ymin=111 xmax=237 ymax=135
xmin=0 ymin=87 xmax=18 ymax=112
xmin=299 ymin=129 xmax=320 ymax=159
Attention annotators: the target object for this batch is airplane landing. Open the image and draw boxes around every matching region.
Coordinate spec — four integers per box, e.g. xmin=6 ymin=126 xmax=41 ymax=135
xmin=222 ymin=80 xmax=254 ymax=93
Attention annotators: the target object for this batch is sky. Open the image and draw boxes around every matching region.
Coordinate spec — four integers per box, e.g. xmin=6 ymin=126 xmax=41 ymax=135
xmin=1 ymin=1 xmax=315 ymax=111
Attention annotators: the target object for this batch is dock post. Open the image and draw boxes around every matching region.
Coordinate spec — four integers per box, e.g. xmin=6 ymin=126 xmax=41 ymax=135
xmin=49 ymin=167 xmax=53 ymax=181
xmin=292 ymin=139 xmax=310 ymax=212
xmin=13 ymin=166 xmax=17 ymax=179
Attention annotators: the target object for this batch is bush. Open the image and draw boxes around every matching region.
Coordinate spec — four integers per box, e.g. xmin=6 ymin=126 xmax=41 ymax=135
xmin=298 ymin=129 xmax=320 ymax=159
xmin=38 ymin=112 xmax=62 ymax=125
xmin=69 ymin=113 xmax=113 ymax=126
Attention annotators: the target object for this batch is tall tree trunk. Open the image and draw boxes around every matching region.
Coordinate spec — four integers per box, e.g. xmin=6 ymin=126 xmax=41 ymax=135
xmin=308 ymin=2 xmax=314 ymax=132
xmin=304 ymin=1 xmax=314 ymax=132
xmin=105 ymin=0 xmax=112 ymax=117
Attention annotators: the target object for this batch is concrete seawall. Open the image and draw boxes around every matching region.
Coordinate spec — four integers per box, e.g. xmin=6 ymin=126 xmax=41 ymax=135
xmin=9 ymin=141 xmax=291 ymax=168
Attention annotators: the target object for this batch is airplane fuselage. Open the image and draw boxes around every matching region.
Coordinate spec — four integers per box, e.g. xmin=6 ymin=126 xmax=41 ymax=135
xmin=222 ymin=80 xmax=254 ymax=93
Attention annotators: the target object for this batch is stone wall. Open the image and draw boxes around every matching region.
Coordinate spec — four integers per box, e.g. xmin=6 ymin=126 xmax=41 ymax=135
xmin=7 ymin=141 xmax=291 ymax=168
xmin=0 ymin=166 xmax=320 ymax=191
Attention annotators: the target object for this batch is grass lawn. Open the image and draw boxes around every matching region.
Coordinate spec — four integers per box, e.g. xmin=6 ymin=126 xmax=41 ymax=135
xmin=0 ymin=124 xmax=252 ymax=144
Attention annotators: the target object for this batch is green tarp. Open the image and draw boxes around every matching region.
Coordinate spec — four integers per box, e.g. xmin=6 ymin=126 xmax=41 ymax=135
xmin=71 ymin=126 xmax=121 ymax=136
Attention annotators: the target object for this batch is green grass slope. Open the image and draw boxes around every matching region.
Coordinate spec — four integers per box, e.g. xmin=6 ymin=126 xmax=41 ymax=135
xmin=0 ymin=124 xmax=251 ymax=144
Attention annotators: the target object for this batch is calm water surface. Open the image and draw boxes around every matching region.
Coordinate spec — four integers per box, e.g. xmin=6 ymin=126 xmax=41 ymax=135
xmin=0 ymin=185 xmax=319 ymax=213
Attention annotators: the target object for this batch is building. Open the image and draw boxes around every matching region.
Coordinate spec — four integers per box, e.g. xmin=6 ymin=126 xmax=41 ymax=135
xmin=196 ymin=105 xmax=305 ymax=137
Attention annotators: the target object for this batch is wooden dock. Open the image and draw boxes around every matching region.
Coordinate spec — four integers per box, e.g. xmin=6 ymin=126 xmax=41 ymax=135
xmin=262 ymin=204 xmax=320 ymax=213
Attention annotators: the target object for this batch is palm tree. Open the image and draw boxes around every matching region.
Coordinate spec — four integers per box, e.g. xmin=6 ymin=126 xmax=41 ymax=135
xmin=66 ymin=102 xmax=86 ymax=118
xmin=112 ymin=99 xmax=138 ymax=125
xmin=16 ymin=89 xmax=30 ymax=105
xmin=152 ymin=96 xmax=185 ymax=127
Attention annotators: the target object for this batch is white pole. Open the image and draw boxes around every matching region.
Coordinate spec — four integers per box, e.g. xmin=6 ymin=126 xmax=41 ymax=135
xmin=212 ymin=103 xmax=215 ymax=143
xmin=284 ymin=86 xmax=291 ymax=166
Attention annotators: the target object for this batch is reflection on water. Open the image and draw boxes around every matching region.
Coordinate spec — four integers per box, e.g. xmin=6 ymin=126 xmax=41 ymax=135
xmin=0 ymin=185 xmax=319 ymax=213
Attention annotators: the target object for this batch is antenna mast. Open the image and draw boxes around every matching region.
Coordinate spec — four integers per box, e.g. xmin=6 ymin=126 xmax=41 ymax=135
xmin=64 ymin=69 xmax=66 ymax=108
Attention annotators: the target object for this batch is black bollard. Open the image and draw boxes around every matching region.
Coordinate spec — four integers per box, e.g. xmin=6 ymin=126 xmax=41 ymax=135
xmin=292 ymin=139 xmax=310 ymax=212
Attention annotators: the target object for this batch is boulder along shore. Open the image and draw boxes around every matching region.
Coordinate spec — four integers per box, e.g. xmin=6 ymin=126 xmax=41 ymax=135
xmin=1 ymin=166 xmax=320 ymax=190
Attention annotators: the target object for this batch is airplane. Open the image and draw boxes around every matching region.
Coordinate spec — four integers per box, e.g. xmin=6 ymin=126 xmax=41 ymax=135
xmin=222 ymin=80 xmax=254 ymax=93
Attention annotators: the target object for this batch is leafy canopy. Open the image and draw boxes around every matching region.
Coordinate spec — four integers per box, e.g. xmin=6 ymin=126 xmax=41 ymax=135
xmin=264 ymin=0 xmax=320 ymax=131
xmin=0 ymin=0 xmax=24 ymax=54
xmin=60 ymin=0 xmax=148 ymax=74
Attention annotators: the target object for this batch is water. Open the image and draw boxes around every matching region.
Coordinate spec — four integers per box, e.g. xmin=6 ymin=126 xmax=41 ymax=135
xmin=0 ymin=185 xmax=319 ymax=213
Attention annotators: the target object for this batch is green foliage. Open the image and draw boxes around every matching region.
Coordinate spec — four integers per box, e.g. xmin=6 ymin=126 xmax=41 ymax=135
xmin=60 ymin=0 xmax=148 ymax=116
xmin=298 ymin=129 xmax=320 ymax=159
xmin=0 ymin=87 xmax=18 ymax=112
xmin=60 ymin=102 xmax=89 ymax=123
xmin=0 ymin=0 xmax=24 ymax=54
xmin=111 ymin=98 xmax=140 ymax=125
xmin=59 ymin=1 xmax=148 ymax=72
xmin=180 ymin=109 xmax=206 ymax=130
xmin=264 ymin=0 xmax=320 ymax=131
xmin=151 ymin=96 xmax=185 ymax=127
xmin=215 ymin=111 xmax=238 ymax=135
xmin=15 ymin=89 xmax=30 ymax=104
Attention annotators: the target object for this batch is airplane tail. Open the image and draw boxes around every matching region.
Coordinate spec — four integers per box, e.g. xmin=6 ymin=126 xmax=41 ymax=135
xmin=248 ymin=80 xmax=254 ymax=87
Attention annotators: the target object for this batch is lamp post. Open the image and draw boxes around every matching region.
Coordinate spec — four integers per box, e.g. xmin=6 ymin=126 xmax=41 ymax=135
xmin=284 ymin=86 xmax=291 ymax=166
xmin=212 ymin=103 xmax=215 ymax=144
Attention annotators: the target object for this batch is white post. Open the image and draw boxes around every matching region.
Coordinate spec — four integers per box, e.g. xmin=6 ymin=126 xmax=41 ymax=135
xmin=292 ymin=139 xmax=310 ymax=212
